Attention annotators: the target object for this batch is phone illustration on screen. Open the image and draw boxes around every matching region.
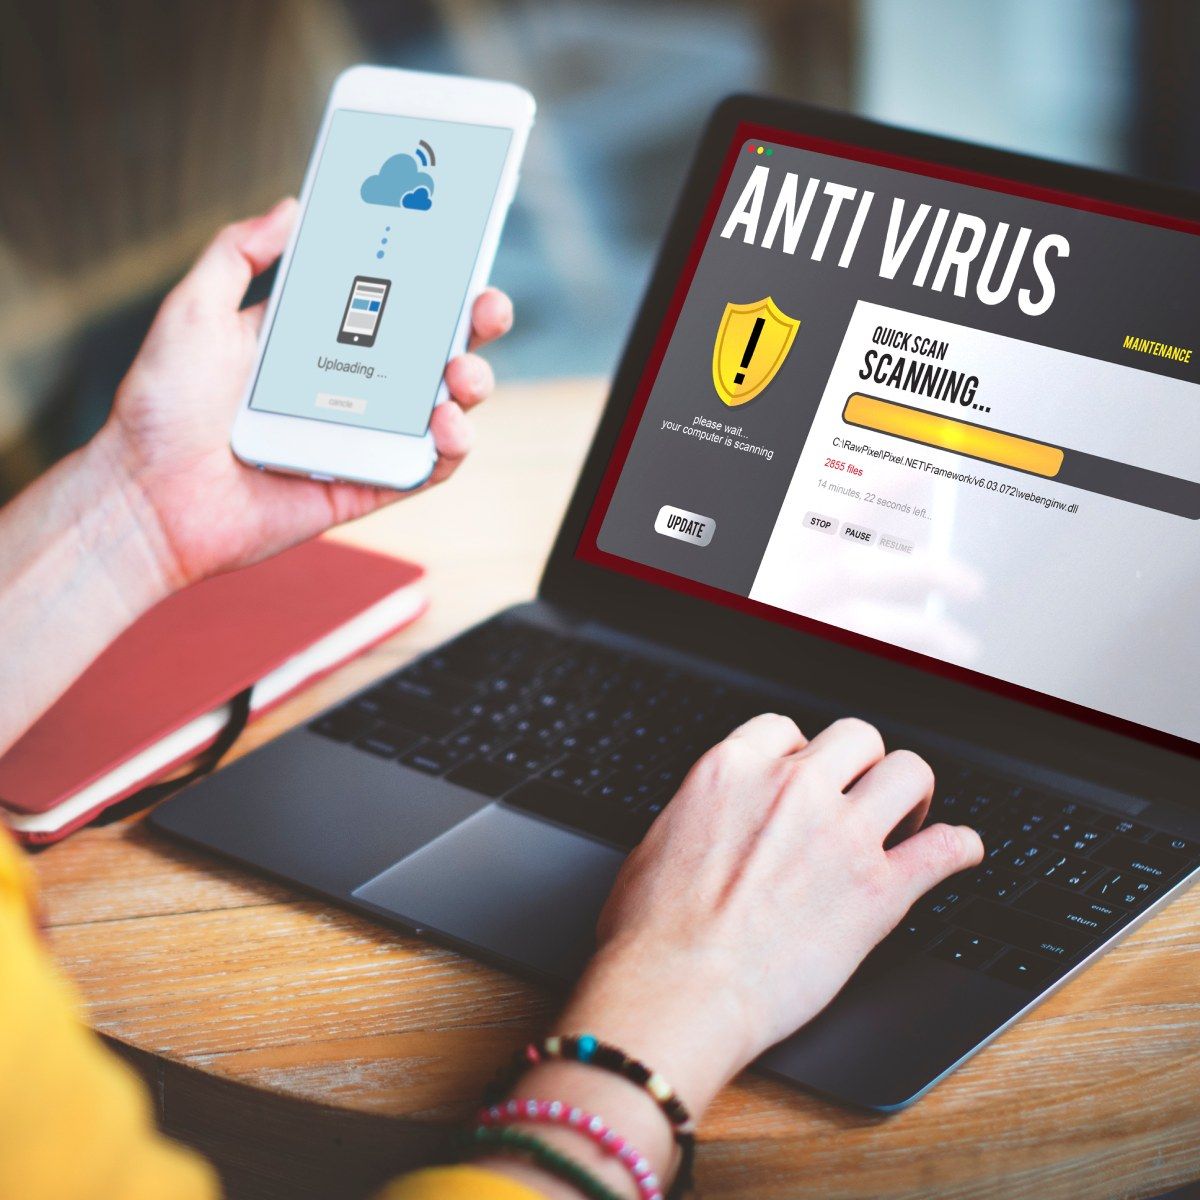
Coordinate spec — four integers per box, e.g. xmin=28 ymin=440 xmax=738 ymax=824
xmin=337 ymin=275 xmax=391 ymax=347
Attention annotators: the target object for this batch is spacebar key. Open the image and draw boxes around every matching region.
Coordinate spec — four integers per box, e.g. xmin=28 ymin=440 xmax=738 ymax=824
xmin=955 ymin=898 xmax=1093 ymax=962
xmin=506 ymin=780 xmax=624 ymax=845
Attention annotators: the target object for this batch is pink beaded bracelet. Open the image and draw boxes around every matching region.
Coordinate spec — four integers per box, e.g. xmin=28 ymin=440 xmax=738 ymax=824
xmin=479 ymin=1097 xmax=664 ymax=1200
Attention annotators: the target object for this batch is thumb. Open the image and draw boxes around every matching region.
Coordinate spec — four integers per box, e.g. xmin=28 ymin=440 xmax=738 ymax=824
xmin=888 ymin=822 xmax=983 ymax=906
xmin=172 ymin=197 xmax=298 ymax=315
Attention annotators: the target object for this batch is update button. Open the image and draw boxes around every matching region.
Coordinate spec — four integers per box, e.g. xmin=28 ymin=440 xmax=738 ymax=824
xmin=654 ymin=504 xmax=716 ymax=547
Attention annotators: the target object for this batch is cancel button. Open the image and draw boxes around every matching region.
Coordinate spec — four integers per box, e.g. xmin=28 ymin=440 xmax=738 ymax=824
xmin=654 ymin=504 xmax=715 ymax=547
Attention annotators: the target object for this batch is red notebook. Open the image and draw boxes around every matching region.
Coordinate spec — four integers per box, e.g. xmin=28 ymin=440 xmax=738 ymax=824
xmin=0 ymin=538 xmax=426 ymax=844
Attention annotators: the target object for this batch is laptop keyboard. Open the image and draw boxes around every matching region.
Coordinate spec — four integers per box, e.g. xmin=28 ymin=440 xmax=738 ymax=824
xmin=864 ymin=774 xmax=1196 ymax=990
xmin=310 ymin=615 xmax=1199 ymax=993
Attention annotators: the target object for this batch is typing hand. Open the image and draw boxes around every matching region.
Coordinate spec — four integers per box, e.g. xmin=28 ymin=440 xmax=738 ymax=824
xmin=95 ymin=198 xmax=513 ymax=590
xmin=563 ymin=714 xmax=984 ymax=1113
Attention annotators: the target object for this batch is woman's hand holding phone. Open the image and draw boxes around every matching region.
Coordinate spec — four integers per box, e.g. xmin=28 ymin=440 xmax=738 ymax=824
xmin=97 ymin=198 xmax=513 ymax=592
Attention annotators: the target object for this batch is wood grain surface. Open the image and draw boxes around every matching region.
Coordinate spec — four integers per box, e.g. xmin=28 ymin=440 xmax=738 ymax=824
xmin=31 ymin=380 xmax=1200 ymax=1200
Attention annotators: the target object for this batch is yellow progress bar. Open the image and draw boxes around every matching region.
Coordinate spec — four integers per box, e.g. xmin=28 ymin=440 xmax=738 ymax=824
xmin=842 ymin=393 xmax=1064 ymax=478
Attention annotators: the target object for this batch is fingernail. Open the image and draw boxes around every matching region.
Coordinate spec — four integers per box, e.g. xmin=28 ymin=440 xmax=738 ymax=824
xmin=248 ymin=198 xmax=293 ymax=241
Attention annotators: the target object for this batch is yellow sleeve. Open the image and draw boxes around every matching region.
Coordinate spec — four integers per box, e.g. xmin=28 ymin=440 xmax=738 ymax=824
xmin=376 ymin=1166 xmax=549 ymax=1200
xmin=0 ymin=828 xmax=218 ymax=1200
xmin=0 ymin=829 xmax=541 ymax=1200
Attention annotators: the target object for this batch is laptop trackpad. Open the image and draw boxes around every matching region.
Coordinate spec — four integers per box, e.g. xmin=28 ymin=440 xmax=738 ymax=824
xmin=352 ymin=805 xmax=626 ymax=982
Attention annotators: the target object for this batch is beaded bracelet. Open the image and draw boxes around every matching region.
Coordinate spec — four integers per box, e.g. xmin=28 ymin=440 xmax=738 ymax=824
xmin=485 ymin=1034 xmax=696 ymax=1198
xmin=465 ymin=1125 xmax=626 ymax=1200
xmin=481 ymin=1097 xmax=664 ymax=1200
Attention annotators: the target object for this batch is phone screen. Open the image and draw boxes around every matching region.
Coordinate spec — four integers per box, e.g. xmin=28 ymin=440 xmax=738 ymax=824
xmin=250 ymin=109 xmax=512 ymax=436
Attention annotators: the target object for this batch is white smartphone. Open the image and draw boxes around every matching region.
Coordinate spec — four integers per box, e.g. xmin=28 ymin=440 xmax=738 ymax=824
xmin=232 ymin=65 xmax=534 ymax=490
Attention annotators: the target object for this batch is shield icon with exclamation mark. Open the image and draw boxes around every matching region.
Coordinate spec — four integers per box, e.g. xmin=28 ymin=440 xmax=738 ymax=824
xmin=711 ymin=297 xmax=800 ymax=407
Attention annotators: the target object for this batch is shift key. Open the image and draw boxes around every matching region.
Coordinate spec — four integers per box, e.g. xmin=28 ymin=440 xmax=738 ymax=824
xmin=955 ymin=898 xmax=1093 ymax=962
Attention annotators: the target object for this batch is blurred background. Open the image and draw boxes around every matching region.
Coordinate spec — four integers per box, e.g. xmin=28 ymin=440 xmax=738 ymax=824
xmin=1 ymin=0 xmax=1197 ymax=500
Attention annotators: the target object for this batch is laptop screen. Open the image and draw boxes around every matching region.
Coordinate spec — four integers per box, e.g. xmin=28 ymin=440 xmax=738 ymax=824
xmin=577 ymin=122 xmax=1200 ymax=751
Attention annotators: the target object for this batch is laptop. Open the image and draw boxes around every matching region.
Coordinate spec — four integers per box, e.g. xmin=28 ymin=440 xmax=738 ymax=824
xmin=152 ymin=94 xmax=1200 ymax=1111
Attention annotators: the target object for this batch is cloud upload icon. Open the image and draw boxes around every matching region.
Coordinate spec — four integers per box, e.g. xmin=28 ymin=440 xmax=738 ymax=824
xmin=361 ymin=153 xmax=435 ymax=210
xmin=401 ymin=186 xmax=432 ymax=211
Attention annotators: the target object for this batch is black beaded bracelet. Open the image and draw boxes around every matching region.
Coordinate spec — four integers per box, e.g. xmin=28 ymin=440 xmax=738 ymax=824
xmin=465 ymin=1125 xmax=627 ymax=1200
xmin=485 ymin=1033 xmax=696 ymax=1198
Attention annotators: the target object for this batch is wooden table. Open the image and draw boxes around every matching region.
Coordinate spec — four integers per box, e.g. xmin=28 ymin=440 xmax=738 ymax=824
xmin=33 ymin=380 xmax=1200 ymax=1200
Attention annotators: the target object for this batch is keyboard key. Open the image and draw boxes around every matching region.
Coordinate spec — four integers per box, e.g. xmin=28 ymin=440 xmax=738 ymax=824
xmin=631 ymin=777 xmax=666 ymax=802
xmin=990 ymin=806 xmax=1029 ymax=830
xmin=493 ymin=738 xmax=557 ymax=774
xmin=893 ymin=915 xmax=940 ymax=946
xmin=445 ymin=759 xmax=526 ymax=798
xmin=1058 ymin=834 xmax=1104 ymax=855
xmin=400 ymin=746 xmax=466 ymax=776
xmin=651 ymin=761 xmax=690 ymax=793
xmin=1091 ymin=814 xmax=1149 ymax=839
xmin=1149 ymin=832 xmax=1199 ymax=856
xmin=310 ymin=710 xmax=371 ymax=742
xmin=350 ymin=692 xmax=387 ymax=718
xmin=1086 ymin=871 xmax=1159 ymax=910
xmin=445 ymin=722 xmax=507 ymax=758
xmin=860 ymin=914 xmax=941 ymax=977
xmin=962 ymin=793 xmax=994 ymax=819
xmin=915 ymin=887 xmax=965 ymax=918
xmin=995 ymin=806 xmax=1050 ymax=833
xmin=930 ymin=793 xmax=967 ymax=821
xmin=365 ymin=693 xmax=463 ymax=737
xmin=1089 ymin=838 xmax=1188 ymax=883
xmin=998 ymin=844 xmax=1046 ymax=871
xmin=1043 ymin=818 xmax=1092 ymax=846
xmin=354 ymin=725 xmax=422 ymax=759
xmin=931 ymin=929 xmax=1003 ymax=968
xmin=544 ymin=756 xmax=609 ymax=792
xmin=1038 ymin=854 xmax=1098 ymax=889
xmin=391 ymin=674 xmax=477 ymax=709
xmin=981 ymin=833 xmax=1016 ymax=859
xmin=506 ymin=780 xmax=636 ymax=847
xmin=955 ymin=898 xmax=1093 ymax=963
xmin=986 ymin=950 xmax=1057 ymax=990
xmin=599 ymin=748 xmax=632 ymax=770
xmin=965 ymin=868 xmax=1022 ymax=902
xmin=1013 ymin=883 xmax=1122 ymax=935
xmin=589 ymin=780 xmax=641 ymax=808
